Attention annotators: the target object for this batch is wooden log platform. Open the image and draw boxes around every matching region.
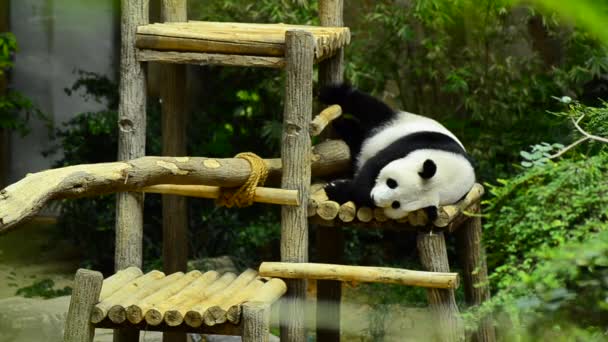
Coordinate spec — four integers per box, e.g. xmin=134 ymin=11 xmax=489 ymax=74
xmin=90 ymin=268 xmax=287 ymax=331
xmin=308 ymin=183 xmax=484 ymax=232
xmin=135 ymin=21 xmax=350 ymax=62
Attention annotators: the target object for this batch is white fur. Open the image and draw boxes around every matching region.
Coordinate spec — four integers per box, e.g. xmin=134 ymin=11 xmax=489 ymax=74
xmin=370 ymin=149 xmax=476 ymax=219
xmin=356 ymin=111 xmax=465 ymax=170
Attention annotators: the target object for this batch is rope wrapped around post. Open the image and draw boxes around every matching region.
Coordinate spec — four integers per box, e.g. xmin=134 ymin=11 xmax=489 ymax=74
xmin=216 ymin=152 xmax=268 ymax=208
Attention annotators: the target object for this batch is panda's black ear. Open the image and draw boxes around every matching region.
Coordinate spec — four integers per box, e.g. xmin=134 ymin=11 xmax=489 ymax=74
xmin=418 ymin=159 xmax=436 ymax=179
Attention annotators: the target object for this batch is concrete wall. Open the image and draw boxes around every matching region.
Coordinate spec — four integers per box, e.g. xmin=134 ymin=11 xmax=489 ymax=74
xmin=8 ymin=0 xmax=117 ymax=184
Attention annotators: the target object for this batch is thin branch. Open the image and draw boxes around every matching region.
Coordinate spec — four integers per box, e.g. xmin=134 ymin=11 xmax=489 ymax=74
xmin=549 ymin=114 xmax=608 ymax=160
xmin=571 ymin=114 xmax=608 ymax=144
xmin=548 ymin=136 xmax=589 ymax=160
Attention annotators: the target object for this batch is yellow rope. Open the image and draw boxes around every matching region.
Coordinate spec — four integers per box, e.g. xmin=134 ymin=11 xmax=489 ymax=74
xmin=216 ymin=152 xmax=269 ymax=208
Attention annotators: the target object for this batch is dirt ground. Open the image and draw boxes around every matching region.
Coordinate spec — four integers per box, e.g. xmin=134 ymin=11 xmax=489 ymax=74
xmin=0 ymin=218 xmax=78 ymax=299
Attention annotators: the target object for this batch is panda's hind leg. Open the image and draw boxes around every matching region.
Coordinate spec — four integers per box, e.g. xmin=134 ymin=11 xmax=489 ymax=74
xmin=319 ymin=83 xmax=397 ymax=132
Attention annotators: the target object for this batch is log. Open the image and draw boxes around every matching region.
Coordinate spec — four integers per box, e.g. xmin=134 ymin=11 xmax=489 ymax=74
xmin=317 ymin=200 xmax=340 ymax=220
xmin=417 ymin=232 xmax=464 ymax=341
xmin=434 ymin=183 xmax=484 ymax=227
xmin=64 ymin=269 xmax=104 ymax=342
xmin=144 ymin=270 xmax=221 ymax=325
xmin=203 ymin=279 xmax=264 ymax=326
xmin=116 ymin=0 xmax=149 ymax=275
xmin=160 ymin=1 xmax=189 ymax=312
xmin=0 ymin=140 xmax=350 ymax=233
xmin=242 ymin=302 xmax=271 ymax=342
xmin=356 ymin=207 xmax=373 ymax=222
xmin=91 ymin=270 xmax=165 ymax=324
xmin=310 ymin=105 xmax=342 ymax=136
xmin=184 ymin=269 xmax=258 ymax=327
xmin=226 ymin=278 xmax=287 ymax=324
xmin=161 ymin=272 xmax=236 ymax=327
xmin=338 ymin=201 xmax=356 ymax=222
xmin=456 ymin=205 xmax=496 ymax=342
xmin=373 ymin=207 xmax=389 ymax=222
xmin=280 ymin=30 xmax=314 ymax=342
xmin=138 ymin=50 xmax=285 ymax=68
xmin=99 ymin=266 xmax=143 ymax=301
xmin=143 ymin=185 xmax=299 ymax=206
xmin=126 ymin=270 xmax=202 ymax=324
xmin=107 ymin=272 xmax=185 ymax=324
xmin=259 ymin=262 xmax=458 ymax=289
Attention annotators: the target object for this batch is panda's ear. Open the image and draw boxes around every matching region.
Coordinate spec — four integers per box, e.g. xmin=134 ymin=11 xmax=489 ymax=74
xmin=418 ymin=159 xmax=436 ymax=179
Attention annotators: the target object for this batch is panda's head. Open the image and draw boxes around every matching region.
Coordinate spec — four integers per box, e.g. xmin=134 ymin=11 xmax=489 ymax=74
xmin=370 ymin=154 xmax=439 ymax=219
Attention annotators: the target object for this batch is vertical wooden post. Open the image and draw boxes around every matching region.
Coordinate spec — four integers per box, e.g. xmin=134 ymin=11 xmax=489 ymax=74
xmin=160 ymin=0 xmax=188 ymax=277
xmin=0 ymin=0 xmax=9 ymax=189
xmin=417 ymin=231 xmax=464 ymax=342
xmin=115 ymin=1 xmax=148 ymax=341
xmin=116 ymin=0 xmax=148 ymax=271
xmin=456 ymin=205 xmax=496 ymax=342
xmin=316 ymin=2 xmax=344 ymax=341
xmin=280 ymin=29 xmax=314 ymax=342
xmin=64 ymin=269 xmax=104 ymax=342
xmin=242 ymin=302 xmax=271 ymax=342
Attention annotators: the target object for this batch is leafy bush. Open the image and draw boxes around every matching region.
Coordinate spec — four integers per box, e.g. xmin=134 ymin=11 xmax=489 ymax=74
xmin=0 ymin=32 xmax=48 ymax=136
xmin=477 ymin=102 xmax=608 ymax=337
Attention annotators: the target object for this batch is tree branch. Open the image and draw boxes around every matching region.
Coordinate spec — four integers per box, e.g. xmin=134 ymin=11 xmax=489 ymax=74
xmin=0 ymin=140 xmax=350 ymax=233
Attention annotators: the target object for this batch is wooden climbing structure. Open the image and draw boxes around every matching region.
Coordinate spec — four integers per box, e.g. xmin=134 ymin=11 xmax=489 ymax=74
xmin=0 ymin=1 xmax=496 ymax=342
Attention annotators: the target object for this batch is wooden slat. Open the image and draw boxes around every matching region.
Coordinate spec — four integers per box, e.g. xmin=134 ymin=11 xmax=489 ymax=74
xmin=136 ymin=34 xmax=284 ymax=56
xmin=259 ymin=262 xmax=459 ymax=289
xmin=135 ymin=21 xmax=350 ymax=59
xmin=142 ymin=184 xmax=300 ymax=206
xmin=137 ymin=50 xmax=285 ymax=68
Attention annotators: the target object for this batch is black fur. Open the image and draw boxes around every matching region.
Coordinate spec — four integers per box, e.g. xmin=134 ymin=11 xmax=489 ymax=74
xmin=319 ymin=83 xmax=396 ymax=131
xmin=325 ymin=131 xmax=470 ymax=206
xmin=320 ymin=84 xmax=398 ymax=160
xmin=419 ymin=159 xmax=437 ymax=179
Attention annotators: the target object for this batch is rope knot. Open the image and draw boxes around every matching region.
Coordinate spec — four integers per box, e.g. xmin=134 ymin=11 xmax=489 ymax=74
xmin=216 ymin=152 xmax=268 ymax=208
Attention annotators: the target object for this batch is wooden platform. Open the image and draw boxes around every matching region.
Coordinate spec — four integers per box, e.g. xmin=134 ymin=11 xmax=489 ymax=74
xmin=308 ymin=183 xmax=484 ymax=232
xmin=135 ymin=21 xmax=350 ymax=68
xmin=90 ymin=267 xmax=286 ymax=331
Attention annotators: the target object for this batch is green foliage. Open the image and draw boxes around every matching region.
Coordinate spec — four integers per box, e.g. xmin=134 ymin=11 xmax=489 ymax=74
xmin=0 ymin=32 xmax=48 ymax=136
xmin=484 ymin=152 xmax=608 ymax=288
xmin=16 ymin=279 xmax=72 ymax=299
xmin=341 ymin=0 xmax=608 ymax=180
xmin=479 ymin=102 xmax=608 ymax=337
xmin=0 ymin=32 xmax=17 ymax=74
xmin=515 ymin=0 xmax=608 ymax=44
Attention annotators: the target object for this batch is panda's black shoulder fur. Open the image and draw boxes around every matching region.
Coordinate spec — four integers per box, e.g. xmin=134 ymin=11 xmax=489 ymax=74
xmin=319 ymin=83 xmax=397 ymax=132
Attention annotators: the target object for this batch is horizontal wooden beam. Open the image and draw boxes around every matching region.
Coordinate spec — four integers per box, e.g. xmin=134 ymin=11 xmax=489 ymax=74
xmin=259 ymin=262 xmax=459 ymax=289
xmin=138 ymin=49 xmax=285 ymax=68
xmin=142 ymin=184 xmax=299 ymax=206
xmin=0 ymin=140 xmax=350 ymax=233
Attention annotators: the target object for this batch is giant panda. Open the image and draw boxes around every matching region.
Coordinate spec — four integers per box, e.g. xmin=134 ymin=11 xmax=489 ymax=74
xmin=319 ymin=83 xmax=476 ymax=221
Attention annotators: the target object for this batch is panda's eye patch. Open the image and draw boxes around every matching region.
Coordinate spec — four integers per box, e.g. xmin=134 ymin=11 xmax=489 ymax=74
xmin=391 ymin=201 xmax=400 ymax=209
xmin=386 ymin=178 xmax=398 ymax=189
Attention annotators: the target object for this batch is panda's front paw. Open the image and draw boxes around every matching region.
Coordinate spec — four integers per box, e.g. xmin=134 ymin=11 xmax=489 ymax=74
xmin=324 ymin=179 xmax=353 ymax=204
xmin=423 ymin=206 xmax=438 ymax=222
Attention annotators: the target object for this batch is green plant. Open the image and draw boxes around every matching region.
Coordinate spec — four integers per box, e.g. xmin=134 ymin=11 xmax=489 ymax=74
xmin=16 ymin=279 xmax=72 ymax=299
xmin=476 ymin=101 xmax=608 ymax=337
xmin=0 ymin=32 xmax=48 ymax=136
